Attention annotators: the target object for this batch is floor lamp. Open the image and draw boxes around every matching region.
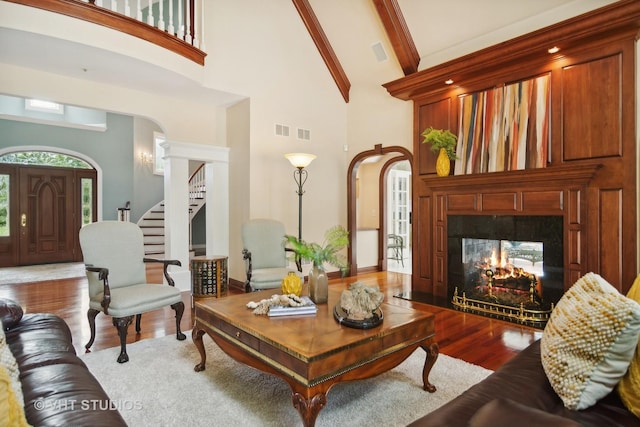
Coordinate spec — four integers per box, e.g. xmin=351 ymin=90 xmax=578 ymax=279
xmin=284 ymin=153 xmax=316 ymax=241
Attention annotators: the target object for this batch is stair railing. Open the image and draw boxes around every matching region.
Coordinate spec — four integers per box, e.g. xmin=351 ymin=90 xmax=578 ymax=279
xmin=7 ymin=0 xmax=207 ymax=64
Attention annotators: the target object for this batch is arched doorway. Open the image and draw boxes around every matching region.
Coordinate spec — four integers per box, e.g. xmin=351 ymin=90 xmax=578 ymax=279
xmin=0 ymin=148 xmax=99 ymax=267
xmin=347 ymin=144 xmax=412 ymax=275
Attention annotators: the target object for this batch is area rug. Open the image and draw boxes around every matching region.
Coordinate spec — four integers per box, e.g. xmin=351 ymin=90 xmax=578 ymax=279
xmin=0 ymin=262 xmax=85 ymax=285
xmin=80 ymin=333 xmax=492 ymax=426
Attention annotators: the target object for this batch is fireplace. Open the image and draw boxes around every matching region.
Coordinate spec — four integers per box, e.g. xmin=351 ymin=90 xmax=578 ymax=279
xmin=447 ymin=215 xmax=563 ymax=326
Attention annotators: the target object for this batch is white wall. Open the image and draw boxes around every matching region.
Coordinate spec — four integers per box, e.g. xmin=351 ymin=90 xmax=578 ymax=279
xmin=206 ymin=0 xmax=352 ymax=276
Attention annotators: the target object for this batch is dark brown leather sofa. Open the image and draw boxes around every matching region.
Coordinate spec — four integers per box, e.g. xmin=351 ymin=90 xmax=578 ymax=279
xmin=1 ymin=299 xmax=126 ymax=426
xmin=410 ymin=339 xmax=639 ymax=427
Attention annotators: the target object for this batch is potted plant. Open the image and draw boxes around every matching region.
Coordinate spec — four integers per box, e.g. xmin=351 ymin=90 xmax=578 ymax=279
xmin=285 ymin=225 xmax=349 ymax=304
xmin=421 ymin=127 xmax=458 ymax=176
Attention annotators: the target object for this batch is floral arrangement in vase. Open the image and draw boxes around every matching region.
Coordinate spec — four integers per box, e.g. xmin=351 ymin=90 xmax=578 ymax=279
xmin=421 ymin=127 xmax=458 ymax=176
xmin=285 ymin=225 xmax=349 ymax=304
xmin=421 ymin=127 xmax=458 ymax=160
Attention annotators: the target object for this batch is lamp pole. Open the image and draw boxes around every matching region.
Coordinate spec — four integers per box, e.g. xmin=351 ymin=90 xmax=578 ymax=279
xmin=284 ymin=153 xmax=316 ymax=241
xmin=292 ymin=166 xmax=308 ymax=241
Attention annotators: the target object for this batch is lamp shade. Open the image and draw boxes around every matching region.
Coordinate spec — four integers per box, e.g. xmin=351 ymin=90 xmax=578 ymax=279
xmin=285 ymin=153 xmax=316 ymax=168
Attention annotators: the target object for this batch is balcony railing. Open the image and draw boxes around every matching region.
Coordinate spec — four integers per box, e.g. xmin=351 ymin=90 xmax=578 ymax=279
xmin=4 ymin=0 xmax=207 ymax=65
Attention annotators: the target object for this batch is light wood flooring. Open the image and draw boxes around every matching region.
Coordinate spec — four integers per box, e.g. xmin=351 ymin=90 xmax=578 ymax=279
xmin=0 ymin=267 xmax=542 ymax=371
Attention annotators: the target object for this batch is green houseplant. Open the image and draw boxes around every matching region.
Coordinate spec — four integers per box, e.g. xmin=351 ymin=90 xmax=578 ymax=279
xmin=421 ymin=127 xmax=458 ymax=176
xmin=285 ymin=225 xmax=349 ymax=304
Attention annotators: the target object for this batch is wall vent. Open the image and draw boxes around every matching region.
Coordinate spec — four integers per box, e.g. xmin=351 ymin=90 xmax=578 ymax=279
xmin=297 ymin=128 xmax=311 ymax=141
xmin=275 ymin=123 xmax=290 ymax=137
xmin=371 ymin=41 xmax=388 ymax=62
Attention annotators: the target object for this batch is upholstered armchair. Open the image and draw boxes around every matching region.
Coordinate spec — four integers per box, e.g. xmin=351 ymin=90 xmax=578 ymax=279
xmin=242 ymin=219 xmax=302 ymax=292
xmin=79 ymin=221 xmax=186 ymax=363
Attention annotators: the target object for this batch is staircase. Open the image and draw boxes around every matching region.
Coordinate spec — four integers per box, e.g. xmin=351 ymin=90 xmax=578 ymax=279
xmin=137 ymin=165 xmax=206 ymax=257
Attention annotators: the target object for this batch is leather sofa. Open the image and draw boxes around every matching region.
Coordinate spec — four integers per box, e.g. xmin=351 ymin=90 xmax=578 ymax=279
xmin=1 ymin=298 xmax=126 ymax=426
xmin=410 ymin=339 xmax=639 ymax=427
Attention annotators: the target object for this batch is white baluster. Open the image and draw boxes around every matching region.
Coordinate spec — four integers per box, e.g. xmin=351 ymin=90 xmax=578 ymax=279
xmin=110 ymin=0 xmax=117 ymax=12
xmin=147 ymin=0 xmax=154 ymax=26
xmin=185 ymin=0 xmax=192 ymax=44
xmin=136 ymin=0 xmax=143 ymax=21
xmin=95 ymin=0 xmax=104 ymax=7
xmin=157 ymin=0 xmax=165 ymax=31
xmin=192 ymin=0 xmax=200 ymax=49
xmin=177 ymin=0 xmax=184 ymax=40
xmin=124 ymin=0 xmax=131 ymax=18
xmin=199 ymin=0 xmax=206 ymax=51
xmin=167 ymin=0 xmax=175 ymax=35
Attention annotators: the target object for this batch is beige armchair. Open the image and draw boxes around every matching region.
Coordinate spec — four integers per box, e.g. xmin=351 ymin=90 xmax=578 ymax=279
xmin=242 ymin=219 xmax=302 ymax=292
xmin=79 ymin=221 xmax=186 ymax=363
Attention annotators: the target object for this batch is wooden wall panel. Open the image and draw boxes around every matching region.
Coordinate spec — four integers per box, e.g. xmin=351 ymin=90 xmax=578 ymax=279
xmin=415 ymin=195 xmax=432 ymax=292
xmin=416 ymin=98 xmax=452 ymax=176
xmin=480 ymin=193 xmax=518 ymax=211
xmin=599 ymin=189 xmax=623 ymax=290
xmin=392 ymin=2 xmax=638 ymax=298
xmin=522 ymin=191 xmax=563 ymax=212
xmin=562 ymin=54 xmax=622 ymax=160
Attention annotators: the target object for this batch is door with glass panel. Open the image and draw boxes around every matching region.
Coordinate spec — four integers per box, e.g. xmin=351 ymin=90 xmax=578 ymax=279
xmin=387 ymin=168 xmax=411 ymax=254
xmin=0 ymin=159 xmax=96 ymax=267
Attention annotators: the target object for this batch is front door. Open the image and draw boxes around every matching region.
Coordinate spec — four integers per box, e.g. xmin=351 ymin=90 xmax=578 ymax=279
xmin=18 ymin=166 xmax=77 ymax=265
xmin=0 ymin=163 xmax=96 ymax=267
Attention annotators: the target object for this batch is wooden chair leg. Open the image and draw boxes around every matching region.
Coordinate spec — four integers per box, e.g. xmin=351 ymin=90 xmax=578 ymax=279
xmin=85 ymin=308 xmax=100 ymax=352
xmin=135 ymin=313 xmax=142 ymax=333
xmin=171 ymin=302 xmax=187 ymax=341
xmin=113 ymin=316 xmax=134 ymax=363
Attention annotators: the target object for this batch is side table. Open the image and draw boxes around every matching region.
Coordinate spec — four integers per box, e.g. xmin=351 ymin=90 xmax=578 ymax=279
xmin=191 ymin=256 xmax=228 ymax=300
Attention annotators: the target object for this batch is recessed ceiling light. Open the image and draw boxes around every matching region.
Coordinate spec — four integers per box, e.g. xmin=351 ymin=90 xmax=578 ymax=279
xmin=548 ymin=46 xmax=560 ymax=54
xmin=445 ymin=79 xmax=454 ymax=85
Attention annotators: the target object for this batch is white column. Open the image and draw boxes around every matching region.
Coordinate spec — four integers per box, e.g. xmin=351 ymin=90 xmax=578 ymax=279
xmin=205 ymin=161 xmax=229 ymax=258
xmin=162 ymin=142 xmax=191 ymax=292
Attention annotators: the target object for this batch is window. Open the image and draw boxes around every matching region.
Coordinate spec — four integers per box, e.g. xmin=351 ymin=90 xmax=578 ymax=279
xmin=81 ymin=178 xmax=93 ymax=226
xmin=0 ymin=174 xmax=8 ymax=236
xmin=153 ymin=132 xmax=165 ymax=175
xmin=0 ymin=152 xmax=91 ymax=169
xmin=25 ymin=99 xmax=64 ymax=114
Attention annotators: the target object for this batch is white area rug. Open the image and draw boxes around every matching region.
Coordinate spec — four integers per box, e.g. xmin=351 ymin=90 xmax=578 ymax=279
xmin=0 ymin=262 xmax=85 ymax=285
xmin=80 ymin=333 xmax=492 ymax=426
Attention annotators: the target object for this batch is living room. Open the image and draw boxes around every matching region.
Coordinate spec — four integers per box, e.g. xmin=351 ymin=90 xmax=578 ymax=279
xmin=1 ymin=1 xmax=640 ymax=426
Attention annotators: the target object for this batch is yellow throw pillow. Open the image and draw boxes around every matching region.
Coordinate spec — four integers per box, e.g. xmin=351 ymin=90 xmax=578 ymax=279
xmin=0 ymin=364 xmax=29 ymax=427
xmin=618 ymin=274 xmax=640 ymax=417
xmin=0 ymin=320 xmax=24 ymax=408
xmin=541 ymin=273 xmax=640 ymax=410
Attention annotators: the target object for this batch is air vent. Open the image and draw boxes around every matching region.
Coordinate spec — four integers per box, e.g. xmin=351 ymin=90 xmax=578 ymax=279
xmin=297 ymin=128 xmax=311 ymax=141
xmin=371 ymin=42 xmax=388 ymax=62
xmin=275 ymin=123 xmax=290 ymax=137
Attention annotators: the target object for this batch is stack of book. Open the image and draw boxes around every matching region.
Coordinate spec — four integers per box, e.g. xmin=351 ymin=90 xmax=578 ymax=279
xmin=268 ymin=296 xmax=317 ymax=317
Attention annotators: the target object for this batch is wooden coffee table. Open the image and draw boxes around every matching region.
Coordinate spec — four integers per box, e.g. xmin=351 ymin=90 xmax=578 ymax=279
xmin=192 ymin=286 xmax=438 ymax=427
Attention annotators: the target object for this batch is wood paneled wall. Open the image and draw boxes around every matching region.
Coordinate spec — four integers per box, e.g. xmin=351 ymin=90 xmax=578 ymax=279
xmin=384 ymin=0 xmax=640 ymax=296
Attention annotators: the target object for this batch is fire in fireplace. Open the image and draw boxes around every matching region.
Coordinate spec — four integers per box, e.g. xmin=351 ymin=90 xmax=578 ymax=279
xmin=448 ymin=215 xmax=563 ymax=327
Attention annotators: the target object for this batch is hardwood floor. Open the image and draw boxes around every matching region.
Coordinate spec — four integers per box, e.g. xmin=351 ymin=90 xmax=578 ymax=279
xmin=0 ymin=266 xmax=542 ymax=371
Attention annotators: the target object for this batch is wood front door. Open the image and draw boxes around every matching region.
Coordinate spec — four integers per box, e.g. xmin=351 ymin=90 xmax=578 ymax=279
xmin=18 ymin=166 xmax=77 ymax=265
xmin=0 ymin=164 xmax=96 ymax=267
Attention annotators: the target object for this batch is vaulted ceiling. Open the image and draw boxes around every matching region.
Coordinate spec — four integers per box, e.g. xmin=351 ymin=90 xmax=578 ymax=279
xmin=304 ymin=0 xmax=617 ymax=101
xmin=0 ymin=0 xmax=618 ymax=105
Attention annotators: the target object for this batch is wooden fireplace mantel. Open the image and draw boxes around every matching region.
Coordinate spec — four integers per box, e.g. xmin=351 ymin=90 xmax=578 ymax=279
xmin=420 ymin=164 xmax=601 ymax=299
xmin=417 ymin=164 xmax=601 ymax=193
